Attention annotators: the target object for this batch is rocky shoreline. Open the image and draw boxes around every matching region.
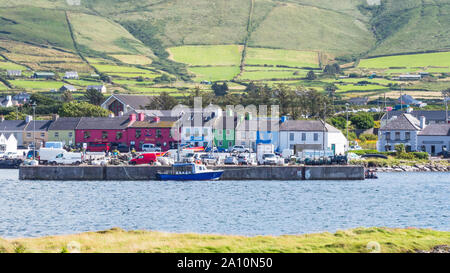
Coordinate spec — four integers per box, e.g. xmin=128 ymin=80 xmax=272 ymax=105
xmin=371 ymin=164 xmax=450 ymax=173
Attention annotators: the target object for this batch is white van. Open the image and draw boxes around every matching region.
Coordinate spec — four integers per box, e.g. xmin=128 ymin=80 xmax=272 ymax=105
xmin=50 ymin=152 xmax=83 ymax=165
xmin=142 ymin=143 xmax=161 ymax=152
xmin=38 ymin=148 xmax=67 ymax=164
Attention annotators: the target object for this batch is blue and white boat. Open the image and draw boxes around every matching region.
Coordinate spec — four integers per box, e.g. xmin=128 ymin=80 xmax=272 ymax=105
xmin=156 ymin=163 xmax=224 ymax=181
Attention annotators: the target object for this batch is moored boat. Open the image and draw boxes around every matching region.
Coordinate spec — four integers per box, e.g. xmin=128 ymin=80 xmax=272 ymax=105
xmin=156 ymin=163 xmax=224 ymax=181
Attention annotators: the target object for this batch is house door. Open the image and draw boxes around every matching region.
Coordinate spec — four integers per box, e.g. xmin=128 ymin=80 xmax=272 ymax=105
xmin=331 ymin=144 xmax=336 ymax=154
xmin=431 ymin=145 xmax=435 ymax=155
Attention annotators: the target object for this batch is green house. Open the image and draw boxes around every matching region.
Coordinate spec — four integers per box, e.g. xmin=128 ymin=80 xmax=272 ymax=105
xmin=213 ymin=115 xmax=237 ymax=150
xmin=47 ymin=117 xmax=81 ymax=146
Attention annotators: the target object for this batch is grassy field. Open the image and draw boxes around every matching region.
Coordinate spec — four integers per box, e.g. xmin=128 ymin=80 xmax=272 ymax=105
xmin=68 ymin=12 xmax=154 ymax=57
xmin=246 ymin=48 xmax=319 ymax=68
xmin=169 ymin=45 xmax=242 ymax=66
xmin=359 ymin=52 xmax=450 ymax=69
xmin=10 ymin=80 xmax=64 ymax=90
xmin=239 ymin=69 xmax=306 ymax=81
xmin=0 ymin=61 xmax=27 ymax=71
xmin=189 ymin=66 xmax=240 ymax=82
xmin=1 ymin=227 xmax=449 ymax=253
xmin=110 ymin=54 xmax=153 ymax=65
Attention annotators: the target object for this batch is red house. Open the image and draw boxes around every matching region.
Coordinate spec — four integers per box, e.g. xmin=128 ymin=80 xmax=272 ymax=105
xmin=127 ymin=113 xmax=180 ymax=151
xmin=75 ymin=116 xmax=133 ymax=151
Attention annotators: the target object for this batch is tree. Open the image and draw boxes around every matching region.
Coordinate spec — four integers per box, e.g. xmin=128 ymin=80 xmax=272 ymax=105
xmin=4 ymin=111 xmax=26 ymax=120
xmin=329 ymin=116 xmax=347 ymax=130
xmin=306 ymin=70 xmax=316 ymax=80
xmin=323 ymin=63 xmax=341 ymax=75
xmin=350 ymin=113 xmax=375 ymax=130
xmin=61 ymin=90 xmax=74 ymax=103
xmin=212 ymin=82 xmax=229 ymax=96
xmin=59 ymin=102 xmax=110 ymax=117
xmin=146 ymin=92 xmax=179 ymax=110
xmin=85 ymin=89 xmax=105 ymax=106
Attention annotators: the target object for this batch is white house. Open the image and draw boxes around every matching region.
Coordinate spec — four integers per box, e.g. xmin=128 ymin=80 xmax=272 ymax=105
xmin=64 ymin=71 xmax=79 ymax=79
xmin=87 ymin=85 xmax=107 ymax=94
xmin=377 ymin=113 xmax=423 ymax=152
xmin=279 ymin=120 xmax=347 ymax=155
xmin=417 ymin=124 xmax=450 ymax=155
xmin=0 ymin=133 xmax=18 ymax=154
xmin=179 ymin=106 xmax=222 ymax=149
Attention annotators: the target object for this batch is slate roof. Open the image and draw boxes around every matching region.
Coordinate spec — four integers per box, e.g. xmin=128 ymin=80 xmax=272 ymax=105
xmin=134 ymin=109 xmax=178 ymax=117
xmin=106 ymin=94 xmax=154 ymax=110
xmin=0 ymin=120 xmax=28 ymax=131
xmin=60 ymin=84 xmax=77 ymax=91
xmin=48 ymin=117 xmax=81 ymax=131
xmin=236 ymin=119 xmax=280 ymax=131
xmin=380 ymin=114 xmax=421 ymax=131
xmin=24 ymin=120 xmax=52 ymax=131
xmin=76 ymin=116 xmax=131 ymax=130
xmin=279 ymin=120 xmax=327 ymax=131
xmin=381 ymin=110 xmax=449 ymax=123
xmin=130 ymin=116 xmax=179 ymax=128
xmin=418 ymin=124 xmax=450 ymax=136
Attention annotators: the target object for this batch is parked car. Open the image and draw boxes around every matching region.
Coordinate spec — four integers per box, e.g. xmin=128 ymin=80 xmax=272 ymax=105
xmin=200 ymin=154 xmax=217 ymax=165
xmin=142 ymin=143 xmax=162 ymax=152
xmin=111 ymin=143 xmax=129 ymax=153
xmin=231 ymin=145 xmax=250 ymax=153
xmin=224 ymin=156 xmax=238 ymax=165
xmin=3 ymin=152 xmax=21 ymax=159
xmin=129 ymin=153 xmax=158 ymax=165
xmin=262 ymin=153 xmax=277 ymax=165
xmin=237 ymin=154 xmax=251 ymax=165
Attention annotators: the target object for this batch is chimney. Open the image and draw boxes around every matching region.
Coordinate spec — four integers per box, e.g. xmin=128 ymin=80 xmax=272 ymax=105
xmin=25 ymin=115 xmax=33 ymax=123
xmin=138 ymin=113 xmax=145 ymax=122
xmin=52 ymin=114 xmax=59 ymax=121
xmin=129 ymin=114 xmax=136 ymax=122
xmin=6 ymin=95 xmax=12 ymax=102
xmin=153 ymin=116 xmax=160 ymax=123
xmin=420 ymin=116 xmax=426 ymax=129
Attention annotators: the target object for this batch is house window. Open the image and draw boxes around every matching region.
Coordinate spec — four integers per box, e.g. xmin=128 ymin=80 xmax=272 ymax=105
xmin=405 ymin=132 xmax=410 ymax=140
xmin=395 ymin=132 xmax=400 ymax=140
xmin=84 ymin=131 xmax=90 ymax=139
xmin=102 ymin=131 xmax=108 ymax=139
xmin=116 ymin=132 xmax=122 ymax=140
xmin=314 ymin=133 xmax=318 ymax=141
xmin=194 ymin=129 xmax=200 ymax=137
xmin=68 ymin=132 xmax=73 ymax=138
xmin=40 ymin=133 xmax=45 ymax=138
xmin=302 ymin=133 xmax=306 ymax=141
xmin=203 ymin=128 xmax=208 ymax=136
xmin=185 ymin=128 xmax=190 ymax=136
xmin=226 ymin=129 xmax=231 ymax=135
xmin=156 ymin=129 xmax=162 ymax=138
xmin=289 ymin=133 xmax=294 ymax=141
xmin=290 ymin=144 xmax=294 ymax=149
xmin=385 ymin=132 xmax=390 ymax=140
xmin=54 ymin=132 xmax=59 ymax=138
xmin=228 ymin=141 xmax=233 ymax=147
xmin=135 ymin=129 xmax=141 ymax=139
xmin=27 ymin=133 xmax=31 ymax=138
xmin=218 ymin=140 xmax=223 ymax=146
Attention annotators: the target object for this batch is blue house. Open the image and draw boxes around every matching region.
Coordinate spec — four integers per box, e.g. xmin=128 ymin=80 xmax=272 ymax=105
xmin=235 ymin=118 xmax=280 ymax=151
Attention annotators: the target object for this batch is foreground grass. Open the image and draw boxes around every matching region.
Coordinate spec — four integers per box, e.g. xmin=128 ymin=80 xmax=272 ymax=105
xmin=1 ymin=227 xmax=449 ymax=253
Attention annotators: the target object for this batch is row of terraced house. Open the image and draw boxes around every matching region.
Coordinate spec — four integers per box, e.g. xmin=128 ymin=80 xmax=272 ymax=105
xmin=0 ymin=95 xmax=349 ymax=154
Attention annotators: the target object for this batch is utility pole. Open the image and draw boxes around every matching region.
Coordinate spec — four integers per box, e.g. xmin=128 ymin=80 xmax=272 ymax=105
xmin=32 ymin=102 xmax=36 ymax=160
xmin=323 ymin=102 xmax=326 ymax=151
xmin=346 ymin=103 xmax=349 ymax=154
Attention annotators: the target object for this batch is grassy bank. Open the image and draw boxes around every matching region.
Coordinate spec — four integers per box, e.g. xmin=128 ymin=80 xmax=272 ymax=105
xmin=1 ymin=227 xmax=449 ymax=253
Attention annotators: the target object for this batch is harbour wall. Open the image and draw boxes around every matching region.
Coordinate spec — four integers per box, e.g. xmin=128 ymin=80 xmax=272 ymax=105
xmin=19 ymin=165 xmax=365 ymax=181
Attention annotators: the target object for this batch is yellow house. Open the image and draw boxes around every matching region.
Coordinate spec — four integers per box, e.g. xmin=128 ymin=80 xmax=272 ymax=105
xmin=23 ymin=117 xmax=52 ymax=148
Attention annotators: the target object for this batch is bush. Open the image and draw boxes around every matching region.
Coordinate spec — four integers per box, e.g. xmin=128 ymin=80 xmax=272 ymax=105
xmin=350 ymin=113 xmax=374 ymax=130
xmin=359 ymin=134 xmax=377 ymax=142
xmin=411 ymin=152 xmax=429 ymax=160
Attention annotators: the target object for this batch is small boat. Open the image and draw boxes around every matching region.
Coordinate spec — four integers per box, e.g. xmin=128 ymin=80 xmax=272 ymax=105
xmin=365 ymin=170 xmax=378 ymax=179
xmin=156 ymin=163 xmax=224 ymax=181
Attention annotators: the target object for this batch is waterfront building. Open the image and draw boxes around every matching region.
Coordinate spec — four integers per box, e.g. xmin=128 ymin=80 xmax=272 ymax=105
xmin=380 ymin=110 xmax=450 ymax=127
xmin=377 ymin=113 xmax=423 ymax=152
xmin=23 ymin=117 xmax=52 ymax=149
xmin=75 ymin=115 xmax=132 ymax=150
xmin=0 ymin=133 xmax=17 ymax=153
xmin=417 ymin=123 xmax=450 ymax=155
xmin=279 ymin=120 xmax=347 ymax=155
xmin=213 ymin=114 xmax=238 ymax=151
xmin=47 ymin=115 xmax=81 ymax=146
xmin=127 ymin=113 xmax=180 ymax=151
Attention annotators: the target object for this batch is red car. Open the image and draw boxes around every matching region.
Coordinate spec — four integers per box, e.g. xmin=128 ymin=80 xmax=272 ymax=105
xmin=129 ymin=153 xmax=158 ymax=165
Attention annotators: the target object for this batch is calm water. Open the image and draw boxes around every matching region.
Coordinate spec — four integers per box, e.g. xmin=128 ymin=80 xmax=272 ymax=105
xmin=0 ymin=169 xmax=449 ymax=238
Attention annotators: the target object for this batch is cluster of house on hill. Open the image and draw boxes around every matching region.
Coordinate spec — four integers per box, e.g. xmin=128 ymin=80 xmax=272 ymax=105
xmin=0 ymin=94 xmax=349 ymax=154
xmin=0 ymin=92 xmax=31 ymax=107
xmin=377 ymin=109 xmax=450 ymax=155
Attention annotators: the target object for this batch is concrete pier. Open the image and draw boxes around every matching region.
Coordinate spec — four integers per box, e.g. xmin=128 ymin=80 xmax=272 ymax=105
xmin=19 ymin=165 xmax=364 ymax=181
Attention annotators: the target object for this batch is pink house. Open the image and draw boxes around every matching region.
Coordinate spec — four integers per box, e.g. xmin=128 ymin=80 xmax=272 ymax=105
xmin=127 ymin=113 xmax=180 ymax=151
xmin=75 ymin=116 xmax=133 ymax=151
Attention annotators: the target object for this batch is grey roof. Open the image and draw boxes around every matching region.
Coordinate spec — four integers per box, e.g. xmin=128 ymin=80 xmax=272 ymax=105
xmin=34 ymin=72 xmax=55 ymax=76
xmin=279 ymin=120 xmax=327 ymax=131
xmin=60 ymin=84 xmax=77 ymax=91
xmin=76 ymin=116 xmax=131 ymax=130
xmin=382 ymin=110 xmax=449 ymax=122
xmin=25 ymin=120 xmax=52 ymax=131
xmin=236 ymin=119 xmax=280 ymax=131
xmin=0 ymin=120 xmax=28 ymax=131
xmin=380 ymin=114 xmax=421 ymax=131
xmin=418 ymin=124 xmax=450 ymax=136
xmin=108 ymin=94 xmax=154 ymax=110
xmin=134 ymin=109 xmax=178 ymax=117
xmin=48 ymin=117 xmax=81 ymax=131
